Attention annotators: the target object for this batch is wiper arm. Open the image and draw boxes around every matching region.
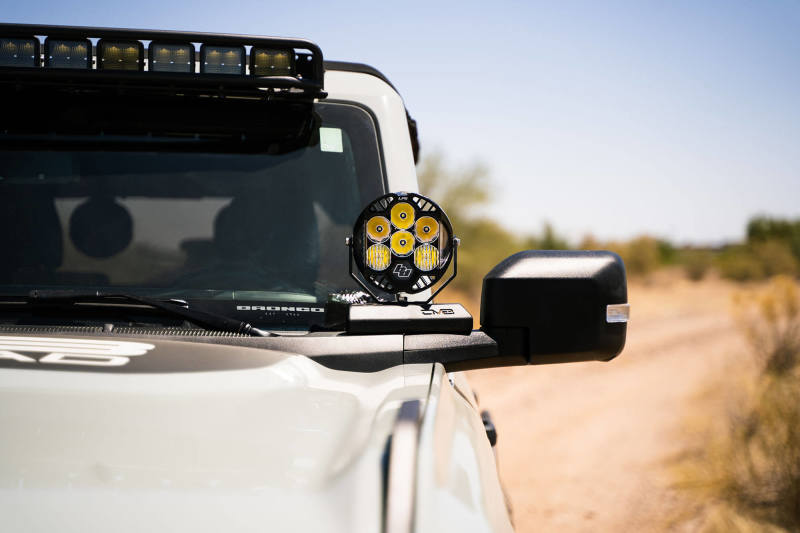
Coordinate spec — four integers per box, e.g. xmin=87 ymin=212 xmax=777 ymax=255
xmin=20 ymin=289 xmax=270 ymax=337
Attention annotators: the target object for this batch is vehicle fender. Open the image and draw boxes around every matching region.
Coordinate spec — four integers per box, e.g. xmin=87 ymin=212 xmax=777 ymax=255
xmin=414 ymin=364 xmax=513 ymax=533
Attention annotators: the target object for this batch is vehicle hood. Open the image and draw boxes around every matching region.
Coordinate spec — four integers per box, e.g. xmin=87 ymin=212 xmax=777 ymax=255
xmin=0 ymin=334 xmax=432 ymax=533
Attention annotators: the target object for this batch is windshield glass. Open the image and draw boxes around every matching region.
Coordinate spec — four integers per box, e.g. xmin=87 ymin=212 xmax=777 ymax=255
xmin=0 ymin=92 xmax=384 ymax=330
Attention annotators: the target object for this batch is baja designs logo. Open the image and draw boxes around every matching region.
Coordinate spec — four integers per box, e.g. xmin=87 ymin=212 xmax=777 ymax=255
xmin=0 ymin=337 xmax=155 ymax=367
xmin=392 ymin=263 xmax=413 ymax=279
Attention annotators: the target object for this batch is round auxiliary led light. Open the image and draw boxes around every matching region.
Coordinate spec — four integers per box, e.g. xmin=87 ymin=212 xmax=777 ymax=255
xmin=350 ymin=192 xmax=457 ymax=298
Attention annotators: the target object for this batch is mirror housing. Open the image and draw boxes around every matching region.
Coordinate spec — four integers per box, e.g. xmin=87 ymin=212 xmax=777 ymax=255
xmin=480 ymin=250 xmax=628 ymax=365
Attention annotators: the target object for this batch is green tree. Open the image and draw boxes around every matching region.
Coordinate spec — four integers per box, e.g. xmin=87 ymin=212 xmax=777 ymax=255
xmin=417 ymin=151 xmax=519 ymax=297
xmin=527 ymin=222 xmax=569 ymax=250
xmin=417 ymin=150 xmax=491 ymax=228
xmin=747 ymin=216 xmax=800 ymax=262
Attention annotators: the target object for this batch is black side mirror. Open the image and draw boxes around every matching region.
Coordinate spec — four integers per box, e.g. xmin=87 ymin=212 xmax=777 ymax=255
xmin=480 ymin=250 xmax=628 ymax=365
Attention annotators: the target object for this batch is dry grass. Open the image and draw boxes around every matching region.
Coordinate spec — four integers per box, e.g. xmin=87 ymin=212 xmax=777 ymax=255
xmin=671 ymin=276 xmax=800 ymax=532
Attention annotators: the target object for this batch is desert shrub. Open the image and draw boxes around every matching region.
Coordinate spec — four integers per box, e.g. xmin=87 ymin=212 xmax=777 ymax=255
xmin=581 ymin=235 xmax=667 ymax=277
xmin=718 ymin=241 xmax=798 ymax=282
xmin=455 ymin=217 xmax=523 ymax=295
xmin=601 ymin=236 xmax=661 ymax=277
xmin=718 ymin=246 xmax=767 ymax=281
xmin=682 ymin=249 xmax=715 ymax=281
xmin=736 ymin=276 xmax=800 ymax=375
xmin=626 ymin=236 xmax=662 ymax=276
xmin=658 ymin=239 xmax=678 ymax=264
xmin=675 ymin=277 xmax=800 ymax=531
xmin=578 ymin=234 xmax=601 ymax=250
xmin=753 ymin=241 xmax=799 ymax=278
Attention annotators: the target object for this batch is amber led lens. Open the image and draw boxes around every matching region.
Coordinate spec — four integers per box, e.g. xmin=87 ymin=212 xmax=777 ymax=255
xmin=149 ymin=43 xmax=194 ymax=73
xmin=99 ymin=40 xmax=143 ymax=71
xmin=390 ymin=231 xmax=414 ymax=256
xmin=251 ymin=47 xmax=294 ymax=76
xmin=390 ymin=202 xmax=414 ymax=229
xmin=415 ymin=216 xmax=439 ymax=243
xmin=365 ymin=244 xmax=391 ymax=271
xmin=0 ymin=38 xmax=39 ymax=67
xmin=200 ymin=45 xmax=245 ymax=75
xmin=414 ymin=244 xmax=439 ymax=272
xmin=366 ymin=216 xmax=390 ymax=243
xmin=45 ymin=39 xmax=91 ymax=69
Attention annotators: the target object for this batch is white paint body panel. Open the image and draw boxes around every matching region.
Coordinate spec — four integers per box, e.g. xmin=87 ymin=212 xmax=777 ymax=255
xmin=415 ymin=365 xmax=514 ymax=533
xmin=324 ymin=70 xmax=419 ymax=195
xmin=0 ymin=338 xmax=432 ymax=533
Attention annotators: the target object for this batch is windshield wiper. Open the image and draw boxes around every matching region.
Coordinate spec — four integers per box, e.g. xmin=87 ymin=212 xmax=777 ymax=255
xmin=3 ymin=289 xmax=270 ymax=337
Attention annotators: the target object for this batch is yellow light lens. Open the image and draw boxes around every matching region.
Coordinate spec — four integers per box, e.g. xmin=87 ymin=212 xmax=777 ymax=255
xmin=366 ymin=216 xmax=390 ymax=243
xmin=390 ymin=231 xmax=414 ymax=256
xmin=365 ymin=244 xmax=391 ymax=271
xmin=414 ymin=216 xmax=439 ymax=243
xmin=390 ymin=202 xmax=414 ymax=229
xmin=414 ymin=244 xmax=440 ymax=272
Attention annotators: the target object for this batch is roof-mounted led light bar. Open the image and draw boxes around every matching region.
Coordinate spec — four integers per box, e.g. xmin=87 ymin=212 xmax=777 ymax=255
xmin=0 ymin=23 xmax=325 ymax=99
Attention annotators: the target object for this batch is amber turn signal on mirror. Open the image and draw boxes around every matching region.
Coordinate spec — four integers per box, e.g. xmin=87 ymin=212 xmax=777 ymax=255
xmin=348 ymin=192 xmax=458 ymax=303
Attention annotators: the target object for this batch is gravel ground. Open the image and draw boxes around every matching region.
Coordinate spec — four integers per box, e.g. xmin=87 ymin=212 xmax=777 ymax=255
xmin=461 ymin=275 xmax=748 ymax=532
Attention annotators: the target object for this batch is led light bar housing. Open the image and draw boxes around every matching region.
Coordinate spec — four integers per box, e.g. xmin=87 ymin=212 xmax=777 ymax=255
xmin=0 ymin=23 xmax=325 ymax=99
xmin=0 ymin=37 xmax=39 ymax=67
xmin=149 ymin=42 xmax=194 ymax=73
xmin=44 ymin=38 xmax=91 ymax=69
xmin=200 ymin=44 xmax=245 ymax=75
xmin=251 ymin=47 xmax=294 ymax=76
xmin=98 ymin=39 xmax=143 ymax=71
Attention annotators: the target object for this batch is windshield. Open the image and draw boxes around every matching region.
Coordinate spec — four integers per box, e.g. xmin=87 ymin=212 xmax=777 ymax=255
xmin=0 ymin=91 xmax=384 ymax=330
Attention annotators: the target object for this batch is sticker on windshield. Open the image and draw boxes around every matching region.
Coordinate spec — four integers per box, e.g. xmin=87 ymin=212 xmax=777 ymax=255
xmin=319 ymin=127 xmax=343 ymax=153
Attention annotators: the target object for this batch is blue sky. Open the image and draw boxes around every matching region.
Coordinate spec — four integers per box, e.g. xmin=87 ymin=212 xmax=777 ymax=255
xmin=5 ymin=1 xmax=799 ymax=244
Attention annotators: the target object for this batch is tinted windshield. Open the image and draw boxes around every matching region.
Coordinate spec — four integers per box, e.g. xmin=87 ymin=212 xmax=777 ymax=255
xmin=0 ymin=93 xmax=384 ymax=329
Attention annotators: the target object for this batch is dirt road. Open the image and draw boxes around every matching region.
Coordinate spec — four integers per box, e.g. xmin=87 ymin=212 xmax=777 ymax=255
xmin=464 ymin=275 xmax=747 ymax=532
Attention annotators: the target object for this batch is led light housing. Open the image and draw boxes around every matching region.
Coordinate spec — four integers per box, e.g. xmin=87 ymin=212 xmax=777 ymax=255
xmin=350 ymin=192 xmax=457 ymax=300
xmin=45 ymin=38 xmax=91 ymax=69
xmin=200 ymin=44 xmax=245 ymax=75
xmin=149 ymin=42 xmax=194 ymax=73
xmin=98 ymin=40 xmax=143 ymax=71
xmin=0 ymin=37 xmax=40 ymax=67
xmin=251 ymin=47 xmax=294 ymax=76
